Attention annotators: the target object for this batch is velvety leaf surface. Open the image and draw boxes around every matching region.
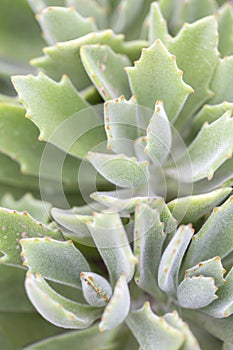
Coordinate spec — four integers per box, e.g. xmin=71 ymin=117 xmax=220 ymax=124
xmin=99 ymin=274 xmax=130 ymax=331
xmin=0 ymin=208 xmax=63 ymax=266
xmin=20 ymin=238 xmax=90 ymax=288
xmin=126 ymin=302 xmax=185 ymax=350
xmin=217 ymin=3 xmax=233 ymax=57
xmin=25 ymin=273 xmax=102 ymax=329
xmin=126 ymin=39 xmax=193 ymax=121
xmin=148 ymin=2 xmax=170 ymax=44
xmin=80 ymin=44 xmax=131 ymax=100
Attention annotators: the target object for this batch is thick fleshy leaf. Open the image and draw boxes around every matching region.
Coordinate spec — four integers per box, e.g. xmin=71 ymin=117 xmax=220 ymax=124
xmin=126 ymin=39 xmax=193 ymax=121
xmin=185 ymin=256 xmax=226 ymax=287
xmin=192 ymin=102 xmax=233 ymax=137
xmin=67 ymin=0 xmax=109 ymax=29
xmin=111 ymin=0 xmax=144 ymax=33
xmin=168 ymin=16 xmax=219 ymax=128
xmin=36 ymin=6 xmax=97 ymax=45
xmin=164 ymin=311 xmax=201 ymax=350
xmin=20 ymin=238 xmax=90 ymax=288
xmin=171 ymin=111 xmax=233 ymax=182
xmin=28 ymin=0 xmax=65 ymax=13
xmin=148 ymin=2 xmax=170 ymax=44
xmin=126 ymin=302 xmax=185 ymax=350
xmin=80 ymin=272 xmax=112 ymax=307
xmin=104 ymin=96 xmax=148 ymax=156
xmin=158 ymin=225 xmax=194 ymax=296
xmin=222 ymin=343 xmax=233 ymax=350
xmin=167 ymin=187 xmax=232 ymax=224
xmin=0 ymin=208 xmax=62 ymax=266
xmin=87 ymin=152 xmax=149 ymax=188
xmin=203 ymin=268 xmax=233 ymax=318
xmin=51 ymin=208 xmax=93 ymax=245
xmin=24 ymin=324 xmax=120 ymax=350
xmin=80 ymin=44 xmax=131 ymax=100
xmin=217 ymin=3 xmax=233 ymax=57
xmin=134 ymin=204 xmax=166 ymax=298
xmin=25 ymin=273 xmax=102 ymax=329
xmin=177 ymin=275 xmax=218 ymax=309
xmin=144 ymin=100 xmax=172 ymax=165
xmin=99 ymin=274 xmax=130 ymax=332
xmin=87 ymin=212 xmax=137 ymax=285
xmin=31 ymin=30 xmax=145 ymax=90
xmin=184 ymin=195 xmax=233 ymax=269
xmin=209 ymin=56 xmax=233 ymax=105
xmin=1 ymin=193 xmax=51 ymax=224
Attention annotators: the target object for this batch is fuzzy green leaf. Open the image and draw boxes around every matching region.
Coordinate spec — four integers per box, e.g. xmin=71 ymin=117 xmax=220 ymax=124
xmin=111 ymin=0 xmax=144 ymax=33
xmin=144 ymin=100 xmax=172 ymax=165
xmin=185 ymin=256 xmax=226 ymax=287
xmin=203 ymin=268 xmax=233 ymax=318
xmin=164 ymin=311 xmax=201 ymax=350
xmin=177 ymin=275 xmax=218 ymax=309
xmin=1 ymin=193 xmax=51 ymax=224
xmin=99 ymin=274 xmax=130 ymax=332
xmin=171 ymin=111 xmax=233 ymax=182
xmin=67 ymin=0 xmax=109 ymax=29
xmin=134 ymin=204 xmax=166 ymax=298
xmin=20 ymin=238 xmax=89 ymax=288
xmin=184 ymin=195 xmax=233 ymax=269
xmin=25 ymin=273 xmax=102 ymax=329
xmin=209 ymin=56 xmax=233 ymax=105
xmin=126 ymin=39 xmax=193 ymax=121
xmin=217 ymin=3 xmax=233 ymax=57
xmin=31 ymin=30 xmax=145 ymax=90
xmin=51 ymin=208 xmax=93 ymax=245
xmin=168 ymin=16 xmax=219 ymax=127
xmin=126 ymin=302 xmax=185 ymax=350
xmin=158 ymin=225 xmax=194 ymax=296
xmin=87 ymin=152 xmax=149 ymax=188
xmin=36 ymin=6 xmax=97 ymax=45
xmin=168 ymin=187 xmax=232 ymax=224
xmin=80 ymin=44 xmax=131 ymax=100
xmin=87 ymin=212 xmax=137 ymax=285
xmin=148 ymin=2 xmax=170 ymax=44
xmin=80 ymin=272 xmax=112 ymax=307
xmin=23 ymin=324 xmax=119 ymax=350
xmin=0 ymin=208 xmax=63 ymax=267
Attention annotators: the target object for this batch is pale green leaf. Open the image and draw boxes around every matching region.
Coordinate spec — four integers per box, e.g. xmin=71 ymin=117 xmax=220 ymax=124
xmin=167 ymin=16 xmax=219 ymax=128
xmin=168 ymin=187 xmax=232 ymax=224
xmin=20 ymin=238 xmax=90 ymax=288
xmin=126 ymin=302 xmax=185 ymax=350
xmin=23 ymin=324 xmax=119 ymax=350
xmin=87 ymin=152 xmax=149 ymax=188
xmin=144 ymin=100 xmax=172 ymax=165
xmin=37 ymin=6 xmax=97 ymax=45
xmin=25 ymin=273 xmax=102 ymax=329
xmin=185 ymin=256 xmax=226 ymax=287
xmin=99 ymin=274 xmax=130 ymax=332
xmin=170 ymin=111 xmax=233 ymax=182
xmin=28 ymin=0 xmax=65 ymax=13
xmin=134 ymin=204 xmax=166 ymax=298
xmin=164 ymin=311 xmax=201 ymax=350
xmin=126 ymin=39 xmax=193 ymax=121
xmin=217 ymin=3 xmax=233 ymax=57
xmin=67 ymin=0 xmax=109 ymax=29
xmin=203 ymin=268 xmax=233 ymax=318
xmin=80 ymin=44 xmax=131 ymax=100
xmin=209 ymin=56 xmax=233 ymax=105
xmin=177 ymin=275 xmax=218 ymax=309
xmin=192 ymin=102 xmax=233 ymax=137
xmin=104 ymin=96 xmax=147 ymax=156
xmin=0 ymin=208 xmax=63 ymax=267
xmin=1 ymin=193 xmax=51 ymax=224
xmin=111 ymin=0 xmax=144 ymax=33
xmin=148 ymin=2 xmax=170 ymax=44
xmin=158 ymin=225 xmax=194 ymax=296
xmin=184 ymin=195 xmax=233 ymax=269
xmin=222 ymin=343 xmax=233 ymax=350
xmin=80 ymin=272 xmax=112 ymax=307
xmin=87 ymin=212 xmax=137 ymax=285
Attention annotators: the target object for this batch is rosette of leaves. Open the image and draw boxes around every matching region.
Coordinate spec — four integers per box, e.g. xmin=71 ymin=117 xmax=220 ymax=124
xmin=0 ymin=0 xmax=233 ymax=349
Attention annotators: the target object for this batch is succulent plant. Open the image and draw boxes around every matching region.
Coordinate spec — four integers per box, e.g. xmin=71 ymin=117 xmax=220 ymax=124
xmin=0 ymin=0 xmax=233 ymax=349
